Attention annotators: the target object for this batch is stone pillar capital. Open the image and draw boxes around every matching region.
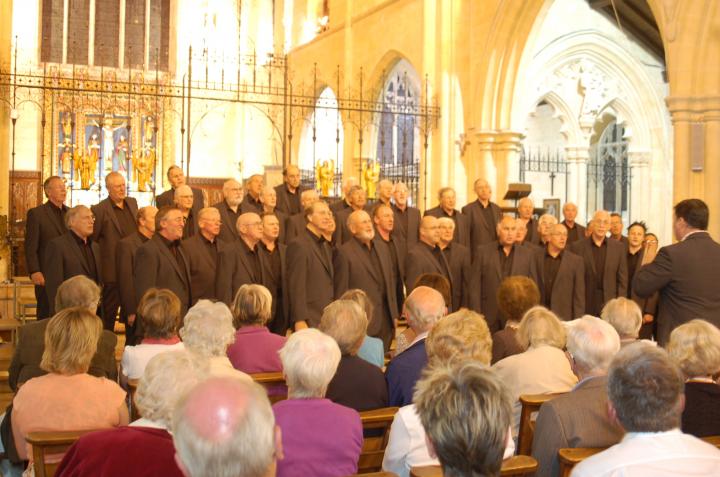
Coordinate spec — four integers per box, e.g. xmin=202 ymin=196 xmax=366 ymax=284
xmin=666 ymin=95 xmax=720 ymax=122
xmin=565 ymin=145 xmax=590 ymax=162
xmin=474 ymin=129 xmax=524 ymax=151
xmin=628 ymin=150 xmax=652 ymax=167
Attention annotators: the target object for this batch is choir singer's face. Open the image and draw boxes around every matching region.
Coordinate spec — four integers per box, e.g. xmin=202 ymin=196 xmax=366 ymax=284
xmin=496 ymin=218 xmax=516 ymax=246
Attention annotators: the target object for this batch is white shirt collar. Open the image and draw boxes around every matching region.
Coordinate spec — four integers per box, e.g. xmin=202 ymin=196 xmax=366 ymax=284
xmin=410 ymin=331 xmax=429 ymax=347
xmin=680 ymin=229 xmax=709 ymax=241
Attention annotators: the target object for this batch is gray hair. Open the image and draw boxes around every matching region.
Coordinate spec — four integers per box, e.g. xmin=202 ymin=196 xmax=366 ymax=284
xmin=64 ymin=205 xmax=90 ymax=229
xmin=318 ymin=300 xmax=367 ymax=355
xmin=566 ymin=316 xmax=621 ymax=375
xmin=231 ymin=284 xmax=273 ymax=328
xmin=600 ymin=297 xmax=643 ymax=339
xmin=538 ymin=213 xmax=558 ymax=227
xmin=135 ymin=351 xmax=208 ymax=428
xmin=55 ymin=275 xmax=100 ymax=312
xmin=517 ymin=306 xmax=566 ymax=349
xmin=279 ymin=329 xmax=341 ymax=399
xmin=608 ymin=343 xmax=684 ymax=432
xmin=405 ymin=286 xmax=446 ymax=333
xmin=668 ymin=319 xmax=720 ymax=378
xmin=180 ymin=300 xmax=236 ymax=357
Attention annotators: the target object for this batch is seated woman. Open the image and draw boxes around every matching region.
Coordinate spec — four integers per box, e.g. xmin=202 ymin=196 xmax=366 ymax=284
xmin=492 ymin=276 xmax=540 ymax=364
xmin=601 ymin=297 xmax=648 ymax=347
xmin=226 ymin=284 xmax=286 ymax=373
xmin=340 ymin=289 xmax=384 ymax=368
xmin=181 ymin=300 xmax=251 ymax=382
xmin=668 ymin=319 xmax=720 ymax=437
xmin=383 ymin=309 xmax=515 ymax=477
xmin=320 ymin=300 xmax=388 ymax=411
xmin=11 ymin=307 xmax=129 ymax=466
xmin=491 ymin=306 xmax=577 ymax=438
xmin=121 ymin=288 xmax=184 ymax=383
xmin=56 ymin=351 xmax=206 ymax=477
xmin=274 ymin=329 xmax=363 ymax=477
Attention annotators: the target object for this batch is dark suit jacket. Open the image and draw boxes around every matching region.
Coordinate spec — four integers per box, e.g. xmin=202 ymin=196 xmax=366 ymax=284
xmin=334 ymin=238 xmax=400 ymax=341
xmin=391 ymin=204 xmax=421 ymax=249
xmin=25 ymin=201 xmax=68 ymax=274
xmin=134 ymin=235 xmax=192 ymax=315
xmin=535 ymin=249 xmax=586 ymax=320
xmin=634 ymin=232 xmax=720 ymax=345
xmin=284 ymin=213 xmax=307 ymax=243
xmin=470 ymin=242 xmax=537 ymax=331
xmin=274 ymin=210 xmax=288 ymax=244
xmin=682 ymin=381 xmax=720 ymax=438
xmin=326 ymin=355 xmax=388 ymax=412
xmin=240 ymin=195 xmax=264 ymax=214
xmin=461 ymin=200 xmax=502 ymax=257
xmin=116 ymin=232 xmax=147 ymax=316
xmin=275 ymin=183 xmax=304 ymax=216
xmin=261 ymin=243 xmax=290 ymax=335
xmin=443 ymin=242 xmax=472 ymax=312
xmin=286 ymin=229 xmax=334 ymax=327
xmin=8 ymin=319 xmax=117 ymax=392
xmin=532 ymin=376 xmax=624 ymax=477
xmin=629 ymin=248 xmax=659 ymax=316
xmin=386 ymin=339 xmax=427 ymax=407
xmin=563 ymin=221 xmax=586 ymax=243
xmin=212 ymin=200 xmax=241 ymax=243
xmin=333 ymin=207 xmax=365 ymax=245
xmin=404 ymin=242 xmax=451 ymax=294
xmin=44 ymin=232 xmax=102 ymax=315
xmin=155 ymin=186 xmax=204 ymax=213
xmin=424 ymin=206 xmax=470 ymax=247
xmin=216 ymin=240 xmax=269 ymax=306
xmin=91 ymin=197 xmax=138 ymax=283
xmin=570 ymin=237 xmax=628 ymax=316
xmin=181 ymin=235 xmax=229 ymax=305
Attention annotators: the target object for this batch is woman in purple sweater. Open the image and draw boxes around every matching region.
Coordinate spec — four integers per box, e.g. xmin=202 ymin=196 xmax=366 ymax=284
xmin=273 ymin=328 xmax=363 ymax=477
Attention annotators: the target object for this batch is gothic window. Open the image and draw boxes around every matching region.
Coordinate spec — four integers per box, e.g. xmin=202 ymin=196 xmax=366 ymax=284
xmin=588 ymin=120 xmax=630 ymax=215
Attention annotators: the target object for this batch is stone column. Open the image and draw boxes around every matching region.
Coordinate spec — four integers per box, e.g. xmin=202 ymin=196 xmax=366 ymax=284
xmin=628 ymin=150 xmax=651 ymax=225
xmin=565 ymin=145 xmax=589 ymax=224
xmin=472 ymin=130 xmax=523 ymax=207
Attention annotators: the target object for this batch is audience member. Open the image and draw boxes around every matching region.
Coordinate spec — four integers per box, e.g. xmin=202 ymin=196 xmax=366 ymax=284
xmin=492 ymin=306 xmax=577 ymax=437
xmin=274 ymin=329 xmax=363 ymax=477
xmin=492 ymin=276 xmax=540 ymax=364
xmin=600 ymin=297 xmax=646 ymax=347
xmin=227 ymin=284 xmax=286 ymax=373
xmin=395 ymin=273 xmax=452 ymax=355
xmin=340 ymin=289 xmax=385 ymax=368
xmin=667 ymin=320 xmax=720 ymax=437
xmin=572 ymin=343 xmax=720 ymax=476
xmin=321 ymin=300 xmax=388 ymax=412
xmin=532 ymin=316 xmax=623 ymax=476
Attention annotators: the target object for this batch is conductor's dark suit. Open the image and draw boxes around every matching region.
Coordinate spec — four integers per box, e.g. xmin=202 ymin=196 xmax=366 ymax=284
xmin=404 ymin=242 xmax=452 ymax=294
xmin=634 ymin=231 xmax=720 ymax=345
xmin=44 ymin=232 xmax=102 ymax=316
xmin=181 ymin=235 xmax=228 ymax=305
xmin=470 ymin=242 xmax=538 ymax=332
xmin=424 ymin=207 xmax=470 ymax=247
xmin=391 ymin=204 xmax=421 ymax=249
xmin=286 ymin=229 xmax=334 ymax=327
xmin=116 ymin=232 xmax=148 ymax=344
xmin=25 ymin=201 xmax=68 ymax=319
xmin=443 ymin=242 xmax=472 ymax=312
xmin=570 ymin=237 xmax=628 ymax=317
xmin=216 ymin=240 xmax=269 ymax=306
xmin=461 ymin=200 xmax=502 ymax=257
xmin=212 ymin=200 xmax=241 ymax=243
xmin=155 ymin=186 xmax=204 ymax=213
xmin=535 ymin=249 xmax=586 ymax=321
xmin=334 ymin=237 xmax=400 ymax=349
xmin=134 ymin=235 xmax=192 ymax=315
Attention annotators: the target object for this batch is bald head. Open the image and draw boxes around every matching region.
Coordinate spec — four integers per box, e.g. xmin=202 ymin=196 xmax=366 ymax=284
xmin=563 ymin=202 xmax=578 ymax=223
xmin=300 ymin=189 xmax=319 ymax=209
xmin=138 ymin=206 xmax=158 ymax=237
xmin=348 ymin=210 xmax=374 ymax=244
xmin=172 ymin=377 xmax=277 ymax=477
xmin=343 ymin=177 xmax=359 ymax=196
xmin=404 ymin=286 xmax=446 ymax=333
xmin=284 ymin=165 xmax=301 ymax=190
xmin=518 ymin=198 xmax=534 ymax=220
xmin=378 ymin=180 xmax=393 ymax=203
xmin=237 ymin=212 xmax=263 ymax=245
xmin=496 ymin=215 xmax=517 ymax=246
xmin=474 ymin=178 xmax=491 ymax=202
xmin=592 ymin=210 xmax=610 ymax=241
xmin=420 ymin=216 xmax=440 ymax=246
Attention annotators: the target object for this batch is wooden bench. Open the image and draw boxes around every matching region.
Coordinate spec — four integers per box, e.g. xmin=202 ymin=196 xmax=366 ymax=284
xmin=410 ymin=455 xmax=539 ymax=476
xmin=517 ymin=393 xmax=565 ymax=455
xmin=250 ymin=371 xmax=287 ymax=403
xmin=127 ymin=378 xmax=140 ymax=420
xmin=26 ymin=429 xmax=97 ymax=477
xmin=358 ymin=407 xmax=399 ymax=473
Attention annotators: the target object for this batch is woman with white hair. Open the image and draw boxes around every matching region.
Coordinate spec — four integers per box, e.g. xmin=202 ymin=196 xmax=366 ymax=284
xmin=668 ymin=319 xmax=720 ymax=437
xmin=491 ymin=306 xmax=577 ymax=438
xmin=180 ymin=300 xmax=251 ymax=381
xmin=273 ymin=329 xmax=363 ymax=477
xmin=601 ymin=297 xmax=645 ymax=347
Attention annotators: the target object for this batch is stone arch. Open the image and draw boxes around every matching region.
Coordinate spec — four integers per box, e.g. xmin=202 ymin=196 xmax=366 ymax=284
xmin=530 ymin=91 xmax=581 ymax=145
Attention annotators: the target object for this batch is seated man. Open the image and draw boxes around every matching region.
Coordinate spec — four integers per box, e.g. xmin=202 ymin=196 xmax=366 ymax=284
xmin=532 ymin=316 xmax=624 ymax=476
xmin=572 ymin=343 xmax=720 ymax=476
xmin=414 ymin=361 xmax=513 ymax=477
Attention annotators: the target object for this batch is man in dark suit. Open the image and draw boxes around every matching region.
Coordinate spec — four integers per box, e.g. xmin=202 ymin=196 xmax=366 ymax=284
xmin=333 ymin=185 xmax=368 ymax=245
xmin=535 ymin=223 xmax=585 ymax=320
xmin=462 ymin=178 xmax=502 ymax=257
xmin=216 ymin=212 xmax=269 ymax=305
xmin=275 ymin=165 xmax=304 ymax=216
xmin=534 ymin=213 xmax=558 ymax=248
xmin=155 ymin=165 xmax=204 ymax=212
xmin=424 ymin=187 xmax=470 ymax=247
xmin=259 ymin=212 xmax=289 ymax=335
xmin=562 ymin=202 xmax=586 ymax=243
xmin=386 ymin=286 xmax=446 ymax=407
xmin=471 ymin=215 xmax=538 ymax=331
xmin=334 ymin=210 xmax=399 ymax=350
xmin=437 ymin=217 xmax=471 ymax=312
xmin=375 ymin=179 xmax=393 ymax=208
xmin=181 ymin=207 xmax=228 ymax=305
xmin=286 ymin=201 xmax=335 ymax=329
xmin=610 ymin=212 xmax=629 ymax=248
xmin=240 ymin=174 xmax=264 ymax=214
xmin=285 ymin=189 xmax=319 ymax=242
xmin=626 ymin=221 xmax=658 ymax=339
xmin=373 ymin=203 xmax=406 ymax=309
xmin=25 ymin=176 xmax=68 ymax=319
xmin=174 ymin=184 xmax=198 ymax=239
xmin=391 ymin=181 xmax=420 ymax=249
xmin=212 ymin=179 xmax=243 ymax=243
xmin=330 ymin=176 xmax=359 ymax=213
xmin=517 ymin=197 xmax=537 ymax=244
xmin=116 ymin=206 xmax=156 ymax=345
xmin=260 ymin=187 xmax=287 ymax=243
xmin=405 ymin=216 xmax=452 ymax=294
xmin=532 ymin=317 xmax=623 ymax=477
xmin=44 ymin=205 xmax=102 ymax=316
xmin=570 ymin=210 xmax=628 ymax=317
xmin=635 ymin=199 xmax=720 ymax=345
xmin=91 ymin=171 xmax=139 ymax=330
xmin=134 ymin=206 xmax=192 ymax=315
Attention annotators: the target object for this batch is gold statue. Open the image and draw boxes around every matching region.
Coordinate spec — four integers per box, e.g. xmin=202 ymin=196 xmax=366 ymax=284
xmin=361 ymin=159 xmax=381 ymax=199
xmin=59 ymin=138 xmax=73 ymax=175
xmin=316 ymin=160 xmax=335 ymax=197
xmin=133 ymin=148 xmax=155 ymax=192
xmin=74 ymin=149 xmax=97 ymax=190
xmin=61 ymin=113 xmax=72 ymax=139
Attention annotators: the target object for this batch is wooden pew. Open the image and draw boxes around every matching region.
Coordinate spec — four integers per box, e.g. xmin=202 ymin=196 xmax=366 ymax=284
xmin=410 ymin=455 xmax=539 ymax=476
xmin=517 ymin=393 xmax=565 ymax=455
xmin=358 ymin=407 xmax=399 ymax=473
xmin=250 ymin=371 xmax=287 ymax=404
xmin=127 ymin=378 xmax=140 ymax=420
xmin=26 ymin=429 xmax=97 ymax=477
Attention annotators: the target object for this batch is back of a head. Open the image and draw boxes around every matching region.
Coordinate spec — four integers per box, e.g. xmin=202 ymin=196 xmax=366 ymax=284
xmin=279 ymin=328 xmax=341 ymax=399
xmin=414 ymin=362 xmax=512 ymax=477
xmin=412 ymin=273 xmax=452 ymax=310
xmin=318 ymin=300 xmax=367 ymax=355
xmin=608 ymin=343 xmax=684 ymax=433
xmin=426 ymin=309 xmax=492 ymax=366
xmin=674 ymin=198 xmax=709 ymax=230
xmin=55 ymin=275 xmax=101 ymax=312
xmin=180 ymin=300 xmax=236 ymax=358
xmin=600 ymin=297 xmax=642 ymax=340
xmin=667 ymin=319 xmax=720 ymax=379
xmin=231 ymin=284 xmax=273 ymax=328
xmin=404 ymin=286 xmax=446 ymax=333
xmin=138 ymin=288 xmax=182 ymax=339
xmin=339 ymin=289 xmax=374 ymax=323
xmin=173 ymin=377 xmax=276 ymax=477
xmin=41 ymin=307 xmax=102 ymax=375
xmin=517 ymin=306 xmax=566 ymax=350
xmin=496 ymin=276 xmax=540 ymax=324
xmin=566 ymin=316 xmax=621 ymax=375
